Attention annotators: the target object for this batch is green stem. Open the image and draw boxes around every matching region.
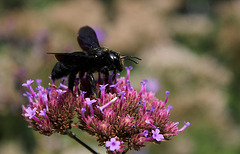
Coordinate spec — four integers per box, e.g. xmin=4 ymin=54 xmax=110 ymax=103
xmin=67 ymin=131 xmax=99 ymax=154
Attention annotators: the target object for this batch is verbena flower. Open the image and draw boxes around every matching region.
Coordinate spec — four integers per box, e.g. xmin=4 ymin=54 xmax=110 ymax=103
xmin=22 ymin=67 xmax=190 ymax=153
xmin=105 ymin=138 xmax=121 ymax=152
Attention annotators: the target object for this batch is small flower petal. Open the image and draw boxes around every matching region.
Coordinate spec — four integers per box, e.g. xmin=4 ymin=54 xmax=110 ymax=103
xmin=105 ymin=138 xmax=121 ymax=151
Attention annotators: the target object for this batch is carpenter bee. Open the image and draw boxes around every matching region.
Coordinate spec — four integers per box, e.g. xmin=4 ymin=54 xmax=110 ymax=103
xmin=49 ymin=26 xmax=140 ymax=94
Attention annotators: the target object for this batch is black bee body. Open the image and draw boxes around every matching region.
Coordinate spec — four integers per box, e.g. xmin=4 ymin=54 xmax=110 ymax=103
xmin=49 ymin=26 xmax=140 ymax=94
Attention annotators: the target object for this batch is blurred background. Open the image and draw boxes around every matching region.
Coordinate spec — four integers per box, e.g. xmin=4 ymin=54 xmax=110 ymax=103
xmin=0 ymin=0 xmax=240 ymax=153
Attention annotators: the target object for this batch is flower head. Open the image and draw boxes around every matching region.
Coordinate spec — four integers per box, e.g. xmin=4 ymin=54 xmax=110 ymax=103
xmin=22 ymin=66 xmax=190 ymax=152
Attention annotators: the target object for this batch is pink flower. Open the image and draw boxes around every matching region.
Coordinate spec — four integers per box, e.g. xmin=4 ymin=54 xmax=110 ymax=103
xmin=23 ymin=107 xmax=37 ymax=119
xmin=22 ymin=67 xmax=190 ymax=152
xmin=152 ymin=129 xmax=164 ymax=141
xmin=105 ymin=138 xmax=121 ymax=151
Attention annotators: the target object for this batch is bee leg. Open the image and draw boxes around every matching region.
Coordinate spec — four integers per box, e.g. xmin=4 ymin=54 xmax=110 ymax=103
xmin=68 ymin=69 xmax=78 ymax=92
xmin=112 ymin=69 xmax=117 ymax=83
xmin=87 ymin=73 xmax=97 ymax=95
xmin=101 ymin=68 xmax=109 ymax=84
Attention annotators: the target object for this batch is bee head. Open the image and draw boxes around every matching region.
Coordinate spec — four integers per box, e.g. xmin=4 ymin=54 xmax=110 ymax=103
xmin=107 ymin=51 xmax=123 ymax=72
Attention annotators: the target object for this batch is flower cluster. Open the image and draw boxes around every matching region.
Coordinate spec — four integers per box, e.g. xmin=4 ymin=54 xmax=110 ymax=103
xmin=22 ymin=67 xmax=190 ymax=153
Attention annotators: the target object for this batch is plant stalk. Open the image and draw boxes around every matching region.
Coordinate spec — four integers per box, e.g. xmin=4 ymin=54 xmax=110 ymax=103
xmin=67 ymin=130 xmax=99 ymax=154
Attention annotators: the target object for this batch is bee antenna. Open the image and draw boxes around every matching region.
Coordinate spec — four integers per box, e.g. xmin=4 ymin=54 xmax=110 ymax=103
xmin=121 ymin=56 xmax=126 ymax=59
xmin=124 ymin=58 xmax=139 ymax=64
xmin=126 ymin=56 xmax=142 ymax=60
xmin=121 ymin=56 xmax=141 ymax=60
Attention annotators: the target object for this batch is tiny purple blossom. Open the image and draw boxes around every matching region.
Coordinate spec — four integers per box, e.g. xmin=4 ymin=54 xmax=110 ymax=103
xmin=60 ymin=77 xmax=67 ymax=84
xmin=166 ymin=105 xmax=173 ymax=114
xmin=143 ymin=130 xmax=149 ymax=137
xmin=125 ymin=66 xmax=133 ymax=71
xmin=146 ymin=119 xmax=157 ymax=129
xmin=36 ymin=85 xmax=44 ymax=92
xmin=126 ymin=80 xmax=133 ymax=90
xmin=56 ymin=89 xmax=66 ymax=96
xmin=36 ymin=79 xmax=42 ymax=86
xmin=39 ymin=109 xmax=47 ymax=117
xmin=97 ymin=97 xmax=117 ymax=114
xmin=23 ymin=91 xmax=32 ymax=98
xmin=23 ymin=92 xmax=33 ymax=105
xmin=152 ymin=129 xmax=164 ymax=141
xmin=22 ymin=79 xmax=34 ymax=87
xmin=110 ymin=81 xmax=121 ymax=93
xmin=59 ymin=83 xmax=68 ymax=90
xmin=85 ymin=98 xmax=97 ymax=105
xmin=46 ymin=87 xmax=51 ymax=93
xmin=46 ymin=87 xmax=51 ymax=100
xmin=164 ymin=91 xmax=170 ymax=104
xmin=115 ymin=73 xmax=120 ymax=79
xmin=80 ymin=91 xmax=87 ymax=102
xmin=80 ymin=91 xmax=87 ymax=95
xmin=99 ymin=84 xmax=108 ymax=91
xmin=139 ymin=80 xmax=148 ymax=96
xmin=85 ymin=98 xmax=97 ymax=117
xmin=140 ymin=80 xmax=148 ymax=86
xmin=105 ymin=138 xmax=121 ymax=151
xmin=81 ymin=108 xmax=87 ymax=121
xmin=177 ymin=122 xmax=191 ymax=133
xmin=81 ymin=108 xmax=86 ymax=113
xmin=22 ymin=79 xmax=36 ymax=98
xmin=125 ymin=66 xmax=133 ymax=81
xmin=150 ymin=106 xmax=156 ymax=116
xmin=24 ymin=107 xmax=37 ymax=119
xmin=99 ymin=84 xmax=108 ymax=101
xmin=120 ymin=91 xmax=126 ymax=101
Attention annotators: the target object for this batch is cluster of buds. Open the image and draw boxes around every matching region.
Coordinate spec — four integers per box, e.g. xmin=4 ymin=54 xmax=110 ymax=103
xmin=22 ymin=66 xmax=190 ymax=153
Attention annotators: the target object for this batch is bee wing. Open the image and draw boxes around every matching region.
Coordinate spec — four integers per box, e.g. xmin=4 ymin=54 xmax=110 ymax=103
xmin=48 ymin=52 xmax=90 ymax=66
xmin=77 ymin=26 xmax=100 ymax=51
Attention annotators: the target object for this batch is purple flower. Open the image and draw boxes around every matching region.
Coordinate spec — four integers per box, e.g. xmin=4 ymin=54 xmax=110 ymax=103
xmin=85 ymin=98 xmax=96 ymax=104
xmin=166 ymin=105 xmax=174 ymax=114
xmin=152 ymin=129 xmax=164 ymax=141
xmin=139 ymin=79 xmax=148 ymax=96
xmin=39 ymin=109 xmax=47 ymax=117
xmin=59 ymin=83 xmax=68 ymax=90
xmin=125 ymin=66 xmax=133 ymax=80
xmin=81 ymin=108 xmax=87 ymax=121
xmin=164 ymin=91 xmax=170 ymax=104
xmin=177 ymin=122 xmax=191 ymax=133
xmin=36 ymin=79 xmax=42 ymax=86
xmin=24 ymin=107 xmax=37 ymax=119
xmin=146 ymin=119 xmax=157 ymax=129
xmin=22 ymin=79 xmax=36 ymax=98
xmin=143 ymin=130 xmax=149 ymax=137
xmin=85 ymin=98 xmax=96 ymax=117
xmin=22 ymin=66 xmax=190 ymax=152
xmin=105 ymin=138 xmax=121 ymax=151
xmin=99 ymin=84 xmax=108 ymax=101
xmin=22 ymin=79 xmax=34 ymax=87
xmin=56 ymin=89 xmax=66 ymax=96
xmin=97 ymin=97 xmax=117 ymax=114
